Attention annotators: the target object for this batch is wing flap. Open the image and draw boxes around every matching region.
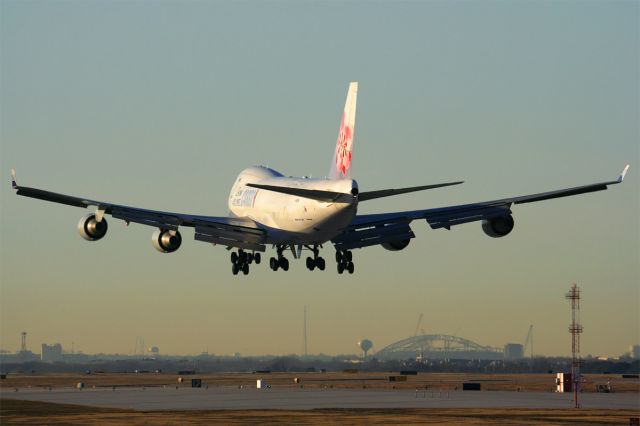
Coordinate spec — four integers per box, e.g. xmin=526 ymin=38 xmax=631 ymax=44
xmin=195 ymin=225 xmax=266 ymax=252
xmin=426 ymin=205 xmax=512 ymax=230
xmin=195 ymin=233 xmax=266 ymax=252
xmin=332 ymin=222 xmax=415 ymax=250
xmin=195 ymin=225 xmax=265 ymax=244
xmin=112 ymin=207 xmax=182 ymax=230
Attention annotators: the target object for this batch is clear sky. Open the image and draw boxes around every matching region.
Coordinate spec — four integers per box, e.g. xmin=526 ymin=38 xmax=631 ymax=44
xmin=1 ymin=0 xmax=638 ymax=358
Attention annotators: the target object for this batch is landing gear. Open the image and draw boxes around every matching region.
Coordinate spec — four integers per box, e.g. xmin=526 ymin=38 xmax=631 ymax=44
xmin=270 ymin=256 xmax=289 ymax=271
xmin=305 ymin=256 xmax=326 ymax=271
xmin=305 ymin=245 xmax=325 ymax=271
xmin=230 ymin=249 xmax=260 ymax=275
xmin=270 ymin=246 xmax=289 ymax=271
xmin=336 ymin=250 xmax=354 ymax=274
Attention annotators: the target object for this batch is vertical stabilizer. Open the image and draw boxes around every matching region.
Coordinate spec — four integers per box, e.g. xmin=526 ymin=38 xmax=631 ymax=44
xmin=328 ymin=82 xmax=358 ymax=180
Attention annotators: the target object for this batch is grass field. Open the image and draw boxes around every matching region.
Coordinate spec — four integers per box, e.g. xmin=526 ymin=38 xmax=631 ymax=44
xmin=1 ymin=399 xmax=639 ymax=425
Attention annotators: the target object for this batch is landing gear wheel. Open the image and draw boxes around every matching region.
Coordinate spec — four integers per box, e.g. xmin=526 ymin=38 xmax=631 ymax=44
xmin=347 ymin=262 xmax=354 ymax=274
xmin=335 ymin=251 xmax=343 ymax=263
xmin=337 ymin=263 xmax=345 ymax=274
xmin=270 ymin=257 xmax=278 ymax=271
xmin=242 ymin=263 xmax=249 ymax=275
xmin=317 ymin=257 xmax=325 ymax=271
xmin=231 ymin=252 xmax=238 ymax=263
xmin=232 ymin=263 xmax=239 ymax=275
xmin=280 ymin=257 xmax=289 ymax=271
xmin=306 ymin=257 xmax=315 ymax=271
xmin=247 ymin=253 xmax=254 ymax=264
xmin=254 ymin=253 xmax=261 ymax=264
xmin=345 ymin=251 xmax=353 ymax=262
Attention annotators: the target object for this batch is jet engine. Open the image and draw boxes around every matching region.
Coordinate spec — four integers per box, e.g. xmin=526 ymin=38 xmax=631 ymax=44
xmin=482 ymin=215 xmax=515 ymax=238
xmin=77 ymin=213 xmax=108 ymax=241
xmin=152 ymin=229 xmax=182 ymax=253
xmin=381 ymin=239 xmax=411 ymax=251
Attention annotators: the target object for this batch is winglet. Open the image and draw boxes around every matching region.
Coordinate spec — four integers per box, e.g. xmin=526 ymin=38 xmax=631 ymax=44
xmin=617 ymin=164 xmax=630 ymax=183
xmin=11 ymin=168 xmax=17 ymax=189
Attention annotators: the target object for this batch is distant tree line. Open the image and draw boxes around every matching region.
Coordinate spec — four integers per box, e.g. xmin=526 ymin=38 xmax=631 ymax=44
xmin=1 ymin=355 xmax=637 ymax=375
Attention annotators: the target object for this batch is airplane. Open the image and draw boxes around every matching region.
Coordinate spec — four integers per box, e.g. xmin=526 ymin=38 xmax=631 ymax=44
xmin=11 ymin=82 xmax=630 ymax=275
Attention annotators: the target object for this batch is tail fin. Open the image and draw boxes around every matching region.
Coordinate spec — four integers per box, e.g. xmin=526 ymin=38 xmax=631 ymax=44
xmin=328 ymin=82 xmax=358 ymax=180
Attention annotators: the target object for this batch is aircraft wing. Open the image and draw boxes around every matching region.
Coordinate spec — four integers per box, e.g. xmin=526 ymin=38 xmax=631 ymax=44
xmin=332 ymin=165 xmax=629 ymax=251
xmin=11 ymin=172 xmax=268 ymax=252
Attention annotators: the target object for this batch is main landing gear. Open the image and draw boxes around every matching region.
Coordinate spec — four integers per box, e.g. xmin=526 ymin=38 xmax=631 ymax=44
xmin=231 ymin=249 xmax=261 ymax=275
xmin=306 ymin=246 xmax=326 ymax=271
xmin=228 ymin=245 xmax=353 ymax=274
xmin=269 ymin=246 xmax=289 ymax=272
xmin=336 ymin=250 xmax=354 ymax=274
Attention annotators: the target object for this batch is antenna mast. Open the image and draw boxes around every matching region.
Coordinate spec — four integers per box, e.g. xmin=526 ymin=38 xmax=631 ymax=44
xmin=565 ymin=283 xmax=583 ymax=408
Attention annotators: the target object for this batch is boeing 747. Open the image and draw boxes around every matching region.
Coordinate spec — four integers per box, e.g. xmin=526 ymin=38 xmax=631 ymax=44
xmin=11 ymin=82 xmax=629 ymax=275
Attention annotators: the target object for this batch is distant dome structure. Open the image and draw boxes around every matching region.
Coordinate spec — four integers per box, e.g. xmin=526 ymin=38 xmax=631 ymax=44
xmin=376 ymin=334 xmax=503 ymax=361
xmin=148 ymin=346 xmax=159 ymax=355
xmin=358 ymin=339 xmax=373 ymax=358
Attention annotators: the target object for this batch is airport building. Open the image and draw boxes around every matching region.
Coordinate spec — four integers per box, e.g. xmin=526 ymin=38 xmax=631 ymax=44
xmin=504 ymin=343 xmax=524 ymax=360
xmin=41 ymin=344 xmax=63 ymax=362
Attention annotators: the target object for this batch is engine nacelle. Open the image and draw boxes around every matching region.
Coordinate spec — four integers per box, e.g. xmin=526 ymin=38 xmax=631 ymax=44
xmin=482 ymin=215 xmax=515 ymax=238
xmin=381 ymin=239 xmax=411 ymax=251
xmin=152 ymin=229 xmax=182 ymax=253
xmin=77 ymin=213 xmax=108 ymax=241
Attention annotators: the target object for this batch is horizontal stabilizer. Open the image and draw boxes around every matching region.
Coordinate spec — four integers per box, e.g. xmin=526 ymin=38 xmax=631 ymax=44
xmin=358 ymin=181 xmax=464 ymax=202
xmin=246 ymin=183 xmax=354 ymax=203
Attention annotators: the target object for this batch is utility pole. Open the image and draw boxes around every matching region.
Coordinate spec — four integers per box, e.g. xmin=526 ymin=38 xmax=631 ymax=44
xmin=303 ymin=306 xmax=308 ymax=357
xmin=566 ymin=283 xmax=583 ymax=408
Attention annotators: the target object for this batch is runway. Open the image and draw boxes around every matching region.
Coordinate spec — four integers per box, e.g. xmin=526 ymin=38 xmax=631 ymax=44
xmin=2 ymin=386 xmax=638 ymax=411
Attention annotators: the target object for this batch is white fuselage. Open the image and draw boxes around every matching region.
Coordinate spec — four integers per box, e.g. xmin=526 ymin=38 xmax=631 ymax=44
xmin=228 ymin=166 xmax=358 ymax=244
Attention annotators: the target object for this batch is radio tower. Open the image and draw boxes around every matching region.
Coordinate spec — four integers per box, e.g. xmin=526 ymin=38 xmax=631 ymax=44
xmin=565 ymin=283 xmax=583 ymax=408
xmin=20 ymin=332 xmax=27 ymax=352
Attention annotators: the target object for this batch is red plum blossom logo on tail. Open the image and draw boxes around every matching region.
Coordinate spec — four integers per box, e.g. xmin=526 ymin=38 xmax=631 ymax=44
xmin=336 ymin=113 xmax=353 ymax=175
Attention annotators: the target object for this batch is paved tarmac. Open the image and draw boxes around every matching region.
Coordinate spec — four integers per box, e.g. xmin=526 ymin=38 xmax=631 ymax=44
xmin=2 ymin=387 xmax=639 ymax=410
